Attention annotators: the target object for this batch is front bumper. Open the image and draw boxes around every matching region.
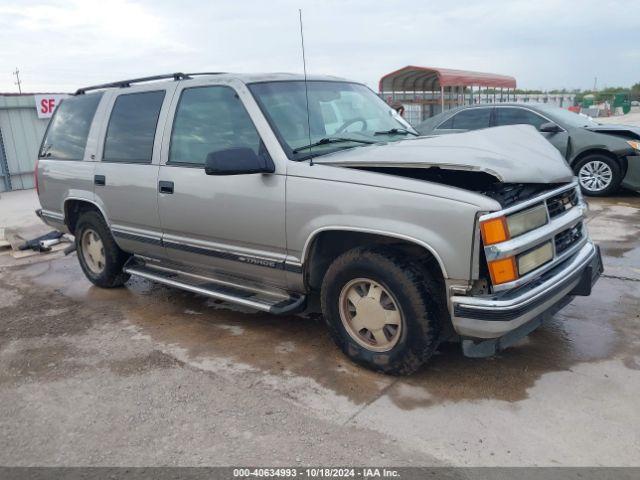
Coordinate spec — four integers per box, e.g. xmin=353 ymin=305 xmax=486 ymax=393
xmin=451 ymin=241 xmax=602 ymax=357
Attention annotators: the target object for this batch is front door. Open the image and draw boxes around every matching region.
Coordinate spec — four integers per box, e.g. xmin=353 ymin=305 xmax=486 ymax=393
xmin=157 ymin=83 xmax=287 ymax=288
xmin=494 ymin=106 xmax=570 ymax=158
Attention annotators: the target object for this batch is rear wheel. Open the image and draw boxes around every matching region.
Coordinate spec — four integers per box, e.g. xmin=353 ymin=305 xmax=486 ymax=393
xmin=75 ymin=210 xmax=130 ymax=288
xmin=321 ymin=246 xmax=445 ymax=375
xmin=574 ymin=154 xmax=622 ymax=196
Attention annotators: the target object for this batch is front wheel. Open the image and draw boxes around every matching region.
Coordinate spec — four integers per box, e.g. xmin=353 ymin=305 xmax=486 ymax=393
xmin=75 ymin=210 xmax=130 ymax=288
xmin=321 ymin=246 xmax=446 ymax=375
xmin=574 ymin=154 xmax=622 ymax=196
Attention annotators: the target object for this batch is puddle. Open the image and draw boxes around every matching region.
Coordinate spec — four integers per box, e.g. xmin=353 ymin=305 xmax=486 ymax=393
xmin=125 ymin=291 xmax=391 ymax=406
xmin=584 ymin=198 xmax=640 ymax=281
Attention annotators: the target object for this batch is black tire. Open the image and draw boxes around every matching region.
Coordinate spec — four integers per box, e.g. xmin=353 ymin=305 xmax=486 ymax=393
xmin=573 ymin=154 xmax=622 ymax=196
xmin=75 ymin=210 xmax=130 ymax=288
xmin=320 ymin=246 xmax=446 ymax=375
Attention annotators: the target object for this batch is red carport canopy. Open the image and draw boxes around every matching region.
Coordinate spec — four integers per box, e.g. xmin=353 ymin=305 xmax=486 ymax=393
xmin=379 ymin=65 xmax=516 ymax=92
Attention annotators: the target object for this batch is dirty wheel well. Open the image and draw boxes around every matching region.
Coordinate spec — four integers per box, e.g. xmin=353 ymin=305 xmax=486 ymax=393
xmin=64 ymin=200 xmax=103 ymax=235
xmin=305 ymin=231 xmax=444 ymax=292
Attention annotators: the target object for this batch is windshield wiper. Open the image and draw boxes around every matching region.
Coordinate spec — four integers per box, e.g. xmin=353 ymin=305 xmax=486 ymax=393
xmin=292 ymin=137 xmax=375 ymax=154
xmin=374 ymin=128 xmax=419 ymax=137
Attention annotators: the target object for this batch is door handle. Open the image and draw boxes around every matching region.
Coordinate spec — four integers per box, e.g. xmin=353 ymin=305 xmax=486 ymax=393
xmin=94 ymin=175 xmax=106 ymax=186
xmin=159 ymin=180 xmax=174 ymax=194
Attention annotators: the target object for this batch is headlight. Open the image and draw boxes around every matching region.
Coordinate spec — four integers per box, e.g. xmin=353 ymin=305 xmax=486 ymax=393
xmin=517 ymin=241 xmax=554 ymax=276
xmin=480 ymin=204 xmax=548 ymax=245
xmin=506 ymin=204 xmax=548 ymax=238
xmin=627 ymin=140 xmax=640 ymax=151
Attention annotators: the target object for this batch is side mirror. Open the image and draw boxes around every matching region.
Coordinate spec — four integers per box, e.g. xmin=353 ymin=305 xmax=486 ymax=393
xmin=204 ymin=147 xmax=275 ymax=176
xmin=539 ymin=122 xmax=562 ymax=133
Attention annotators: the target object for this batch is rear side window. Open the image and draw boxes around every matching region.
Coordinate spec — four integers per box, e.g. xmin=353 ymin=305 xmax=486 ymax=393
xmin=447 ymin=108 xmax=491 ymax=130
xmin=39 ymin=93 xmax=102 ymax=160
xmin=495 ymin=108 xmax=547 ymax=129
xmin=169 ymin=86 xmax=261 ymax=166
xmin=103 ymin=91 xmax=165 ymax=163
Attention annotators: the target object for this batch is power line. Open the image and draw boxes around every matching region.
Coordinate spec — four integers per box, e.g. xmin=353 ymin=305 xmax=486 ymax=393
xmin=13 ymin=68 xmax=22 ymax=93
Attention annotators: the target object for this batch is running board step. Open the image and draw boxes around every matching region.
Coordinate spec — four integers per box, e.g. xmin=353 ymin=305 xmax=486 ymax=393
xmin=124 ymin=262 xmax=306 ymax=315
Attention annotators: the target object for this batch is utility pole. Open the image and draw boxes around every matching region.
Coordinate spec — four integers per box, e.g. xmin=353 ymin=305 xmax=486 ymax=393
xmin=13 ymin=68 xmax=22 ymax=93
xmin=593 ymin=76 xmax=597 ymax=92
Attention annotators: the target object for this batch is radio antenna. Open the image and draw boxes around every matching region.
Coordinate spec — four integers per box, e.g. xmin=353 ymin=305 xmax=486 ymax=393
xmin=299 ymin=9 xmax=314 ymax=166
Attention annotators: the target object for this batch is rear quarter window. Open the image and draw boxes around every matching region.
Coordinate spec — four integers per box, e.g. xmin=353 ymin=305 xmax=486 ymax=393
xmin=39 ymin=93 xmax=103 ymax=160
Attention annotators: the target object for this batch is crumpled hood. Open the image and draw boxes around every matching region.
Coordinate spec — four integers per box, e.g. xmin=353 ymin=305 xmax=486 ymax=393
xmin=585 ymin=124 xmax=640 ymax=139
xmin=314 ymin=124 xmax=574 ymax=184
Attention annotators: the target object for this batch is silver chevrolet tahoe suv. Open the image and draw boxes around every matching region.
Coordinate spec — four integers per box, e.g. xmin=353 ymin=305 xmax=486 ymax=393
xmin=35 ymin=72 xmax=602 ymax=374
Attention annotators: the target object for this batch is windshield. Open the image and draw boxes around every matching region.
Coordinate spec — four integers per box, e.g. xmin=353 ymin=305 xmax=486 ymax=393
xmin=249 ymin=81 xmax=416 ymax=160
xmin=537 ymin=105 xmax=600 ymax=128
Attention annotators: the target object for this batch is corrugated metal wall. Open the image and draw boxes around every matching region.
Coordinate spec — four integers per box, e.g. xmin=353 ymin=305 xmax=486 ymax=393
xmin=0 ymin=95 xmax=49 ymax=192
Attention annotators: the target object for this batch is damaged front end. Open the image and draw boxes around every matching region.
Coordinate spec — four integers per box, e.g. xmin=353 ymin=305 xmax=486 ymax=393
xmin=314 ymin=125 xmax=602 ymax=356
xmin=453 ymin=181 xmax=603 ymax=357
xmin=334 ymin=163 xmax=603 ymax=356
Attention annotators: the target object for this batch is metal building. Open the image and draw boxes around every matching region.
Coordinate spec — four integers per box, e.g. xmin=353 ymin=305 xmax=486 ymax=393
xmin=379 ymin=65 xmax=517 ymax=125
xmin=0 ymin=93 xmax=66 ymax=192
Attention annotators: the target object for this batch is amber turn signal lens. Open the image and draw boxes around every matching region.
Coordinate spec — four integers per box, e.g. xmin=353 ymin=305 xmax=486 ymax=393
xmin=480 ymin=217 xmax=509 ymax=245
xmin=488 ymin=257 xmax=518 ymax=285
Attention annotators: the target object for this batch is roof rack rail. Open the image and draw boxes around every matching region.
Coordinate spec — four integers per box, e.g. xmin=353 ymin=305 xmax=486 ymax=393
xmin=75 ymin=72 xmax=190 ymax=95
xmin=184 ymin=72 xmax=227 ymax=77
xmin=75 ymin=72 xmax=228 ymax=95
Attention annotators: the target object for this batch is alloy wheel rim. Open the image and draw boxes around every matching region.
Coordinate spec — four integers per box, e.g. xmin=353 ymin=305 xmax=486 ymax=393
xmin=81 ymin=229 xmax=106 ymax=274
xmin=338 ymin=278 xmax=403 ymax=352
xmin=578 ymin=160 xmax=613 ymax=192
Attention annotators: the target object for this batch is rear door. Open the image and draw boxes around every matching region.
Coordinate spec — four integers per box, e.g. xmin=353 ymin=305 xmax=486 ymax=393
xmin=93 ymin=83 xmax=177 ymax=259
xmin=494 ymin=106 xmax=570 ymax=158
xmin=157 ymin=81 xmax=287 ymax=287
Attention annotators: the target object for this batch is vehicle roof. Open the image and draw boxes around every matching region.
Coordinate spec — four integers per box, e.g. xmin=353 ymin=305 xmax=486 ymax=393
xmin=75 ymin=72 xmax=351 ymax=95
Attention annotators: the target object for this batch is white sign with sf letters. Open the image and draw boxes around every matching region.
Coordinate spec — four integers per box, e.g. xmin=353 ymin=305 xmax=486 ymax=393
xmin=34 ymin=94 xmax=69 ymax=119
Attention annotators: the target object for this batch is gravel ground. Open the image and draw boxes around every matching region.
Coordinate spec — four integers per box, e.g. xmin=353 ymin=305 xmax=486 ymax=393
xmin=0 ymin=191 xmax=639 ymax=467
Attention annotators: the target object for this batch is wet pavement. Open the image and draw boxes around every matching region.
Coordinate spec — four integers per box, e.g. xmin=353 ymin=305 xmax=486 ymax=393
xmin=0 ymin=193 xmax=639 ymax=466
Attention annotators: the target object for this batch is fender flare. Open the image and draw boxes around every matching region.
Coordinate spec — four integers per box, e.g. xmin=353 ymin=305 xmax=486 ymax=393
xmin=300 ymin=226 xmax=449 ymax=279
xmin=62 ymin=196 xmax=111 ymax=231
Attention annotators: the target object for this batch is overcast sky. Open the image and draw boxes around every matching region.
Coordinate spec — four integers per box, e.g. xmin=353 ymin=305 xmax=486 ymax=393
xmin=1 ymin=0 xmax=638 ymax=93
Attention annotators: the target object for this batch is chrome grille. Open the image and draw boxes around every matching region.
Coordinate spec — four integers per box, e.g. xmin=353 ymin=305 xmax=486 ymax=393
xmin=546 ymin=188 xmax=579 ymax=219
xmin=555 ymin=222 xmax=583 ymax=256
